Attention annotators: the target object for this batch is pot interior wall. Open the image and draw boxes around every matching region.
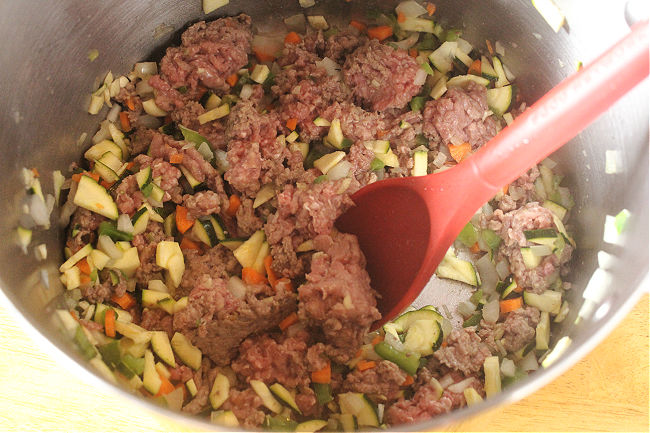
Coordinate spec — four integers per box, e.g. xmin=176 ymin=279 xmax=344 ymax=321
xmin=0 ymin=0 xmax=646 ymax=430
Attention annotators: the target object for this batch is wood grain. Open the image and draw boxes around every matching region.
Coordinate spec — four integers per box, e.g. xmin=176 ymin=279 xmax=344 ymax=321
xmin=0 ymin=295 xmax=647 ymax=432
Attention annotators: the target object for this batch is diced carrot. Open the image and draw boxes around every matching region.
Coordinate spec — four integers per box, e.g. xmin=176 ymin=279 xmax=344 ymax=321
xmin=470 ymin=242 xmax=481 ymax=253
xmin=76 ymin=257 xmax=91 ymax=275
xmin=80 ymin=274 xmax=91 ymax=285
xmin=126 ymin=96 xmax=135 ymax=111
xmin=448 ymin=142 xmax=471 ymax=163
xmin=88 ymin=172 xmax=101 ymax=182
xmin=513 ymin=281 xmax=524 ymax=293
xmin=500 ymin=297 xmax=523 ymax=314
xmin=155 ymin=374 xmax=176 ymax=397
xmin=286 ymin=118 xmax=298 ymax=131
xmin=180 ymin=237 xmax=202 ymax=251
xmin=502 ymin=184 xmax=509 ymax=195
xmin=367 ymin=26 xmax=393 ymax=41
xmin=104 ymin=309 xmax=116 ymax=338
xmin=401 ymin=375 xmax=415 ymax=386
xmin=111 ymin=292 xmax=136 ymax=310
xmin=100 ymin=180 xmax=114 ymax=190
xmin=279 ymin=312 xmax=298 ymax=331
xmin=71 ymin=173 xmax=82 ymax=183
xmin=72 ymin=171 xmax=100 ymax=183
xmin=356 ymin=360 xmax=377 ymax=372
xmin=226 ymin=195 xmax=241 ymax=216
xmin=468 ymin=59 xmax=482 ymax=76
xmin=274 ymin=278 xmax=294 ymax=292
xmin=69 ymin=310 xmax=79 ymax=322
xmin=242 ymin=267 xmax=266 ymax=285
xmin=486 ymin=39 xmax=494 ymax=56
xmin=125 ymin=161 xmax=135 ymax=170
xmin=311 ymin=361 xmax=331 ymax=384
xmin=95 ymin=203 xmax=105 ymax=210
xmin=254 ymin=49 xmax=276 ymax=63
xmin=119 ymin=111 xmax=132 ymax=132
xmin=355 ymin=348 xmax=363 ymax=358
xmin=169 ymin=153 xmax=184 ymax=164
xmin=31 ymin=168 xmax=40 ymax=178
xmin=226 ymin=73 xmax=238 ymax=88
xmin=441 ymin=340 xmax=448 ymax=348
xmin=349 ymin=20 xmax=367 ymax=32
xmin=371 ymin=335 xmax=384 ymax=346
xmin=408 ymin=48 xmax=418 ymax=58
xmin=397 ymin=12 xmax=406 ymax=23
xmin=284 ymin=31 xmax=302 ymax=44
xmin=175 ymin=205 xmax=194 ymax=234
xmin=264 ymin=255 xmax=278 ymax=288
xmin=426 ymin=2 xmax=437 ymax=16
xmin=376 ymin=129 xmax=387 ymax=138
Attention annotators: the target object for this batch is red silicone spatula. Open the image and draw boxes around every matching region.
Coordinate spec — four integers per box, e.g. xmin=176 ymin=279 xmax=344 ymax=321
xmin=336 ymin=21 xmax=649 ymax=328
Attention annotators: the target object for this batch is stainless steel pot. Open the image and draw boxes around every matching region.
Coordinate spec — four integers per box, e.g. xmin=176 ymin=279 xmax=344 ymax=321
xmin=0 ymin=0 xmax=647 ymax=430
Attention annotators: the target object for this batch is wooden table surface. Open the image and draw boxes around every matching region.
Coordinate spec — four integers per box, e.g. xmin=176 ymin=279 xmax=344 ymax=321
xmin=0 ymin=295 xmax=647 ymax=432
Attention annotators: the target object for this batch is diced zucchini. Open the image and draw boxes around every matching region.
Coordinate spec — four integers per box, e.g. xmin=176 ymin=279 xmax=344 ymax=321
xmin=480 ymin=55 xmax=498 ymax=81
xmin=523 ymin=290 xmax=562 ymax=314
xmin=270 ymin=383 xmax=302 ymax=414
xmin=486 ymin=85 xmax=513 ymax=116
xmin=251 ymin=380 xmax=283 ymax=413
xmin=59 ymin=243 xmax=93 ymax=272
xmin=464 ymin=387 xmax=484 ymax=406
xmin=296 ymin=239 xmax=314 ymax=252
xmin=142 ymin=289 xmax=173 ymax=307
xmin=252 ymin=241 xmax=270 ymax=275
xmin=209 ymin=373 xmax=230 ymax=410
xmin=163 ymin=212 xmax=177 ymax=237
xmin=411 ymin=150 xmax=428 ymax=176
xmin=483 ymin=356 xmax=501 ymax=397
xmin=326 ymin=119 xmax=345 ymax=149
xmin=253 ymin=184 xmax=275 ymax=209
xmin=155 ymin=240 xmax=182 ymax=269
xmin=251 ymin=64 xmax=270 ymax=84
xmin=447 ymin=74 xmax=490 ymax=89
xmin=430 ymin=75 xmax=448 ymax=100
xmin=497 ymin=276 xmax=518 ymax=299
xmin=233 ymin=230 xmax=265 ymax=268
xmin=171 ymin=332 xmax=202 ymax=370
xmin=290 ymin=142 xmax=309 ymax=159
xmin=198 ymin=104 xmax=230 ymax=124
xmin=535 ymin=311 xmax=550 ymax=350
xmin=338 ymin=393 xmax=379 ymax=427
xmin=374 ymin=149 xmax=399 ymax=168
xmin=142 ymin=99 xmax=168 ymax=117
xmin=203 ymin=0 xmax=229 ymax=14
xmin=543 ymin=200 xmax=567 ymax=221
xmin=84 ymin=139 xmax=122 ymax=162
xmin=307 ymin=15 xmax=328 ymax=30
xmin=436 ymin=250 xmax=480 ymax=286
xmin=363 ymin=140 xmax=390 ymax=154
xmin=429 ymin=41 xmax=458 ymax=74
xmin=295 ymin=420 xmax=328 ymax=432
xmin=74 ymin=175 xmax=118 ymax=220
xmin=115 ymin=321 xmax=152 ymax=345
xmin=402 ymin=319 xmax=442 ymax=356
xmin=211 ymin=410 xmax=239 ymax=427
xmin=136 ymin=166 xmax=152 ymax=190
xmin=492 ymin=56 xmax=510 ymax=87
xmin=106 ymin=246 xmax=140 ymax=277
xmin=454 ymin=50 xmax=473 ymax=68
xmin=313 ymin=117 xmax=330 ymax=127
xmin=143 ymin=349 xmax=162 ymax=395
xmin=313 ymin=151 xmax=346 ymax=175
xmin=457 ymin=222 xmax=479 ymax=248
xmin=399 ymin=16 xmax=435 ymax=33
xmin=131 ymin=207 xmax=150 ymax=235
xmin=193 ymin=218 xmax=219 ymax=247
xmin=93 ymin=161 xmax=119 ymax=183
xmin=157 ymin=298 xmax=176 ymax=315
xmin=339 ymin=413 xmax=357 ymax=432
xmin=520 ymin=247 xmax=543 ymax=269
xmin=179 ymin=165 xmax=203 ymax=189
xmin=186 ymin=378 xmax=198 ymax=397
xmin=220 ymin=238 xmax=245 ymax=251
xmin=151 ymin=331 xmax=176 ymax=367
xmin=97 ymin=151 xmax=124 ymax=174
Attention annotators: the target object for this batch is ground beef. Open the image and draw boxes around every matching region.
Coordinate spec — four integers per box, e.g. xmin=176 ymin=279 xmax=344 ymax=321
xmin=325 ymin=29 xmax=367 ymax=64
xmin=112 ymin=174 xmax=144 ymax=215
xmin=158 ymin=15 xmax=252 ymax=95
xmin=183 ymin=358 xmax=218 ymax=414
xmin=343 ymin=360 xmax=407 ymax=401
xmin=132 ymin=221 xmax=171 ymax=287
xmin=66 ymin=208 xmax=105 ymax=253
xmin=139 ymin=308 xmax=174 ymax=337
xmin=222 ymin=388 xmax=265 ymax=428
xmin=422 ymin=81 xmax=499 ymax=150
xmin=81 ymin=268 xmax=127 ymax=304
xmin=486 ymin=202 xmax=573 ymax=293
xmin=477 ymin=320 xmax=505 ymax=355
xmin=502 ymin=306 xmax=540 ymax=352
xmin=234 ymin=197 xmax=263 ymax=237
xmin=182 ymin=191 xmax=223 ymax=218
xmin=496 ymin=166 xmax=541 ymax=212
xmin=298 ymin=233 xmax=380 ymax=362
xmin=343 ymin=39 xmax=422 ymax=111
xmin=168 ymin=365 xmax=194 ymax=383
xmin=178 ymin=246 xmax=241 ymax=297
xmin=232 ymin=331 xmax=310 ymax=388
xmin=320 ymin=101 xmax=387 ymax=143
xmin=133 ymin=154 xmax=183 ymax=203
xmin=434 ymin=328 xmax=491 ymax=375
xmin=130 ymin=127 xmax=155 ymax=156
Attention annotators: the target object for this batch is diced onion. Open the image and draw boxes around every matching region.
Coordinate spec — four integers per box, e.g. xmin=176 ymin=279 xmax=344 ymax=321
xmin=500 ymin=358 xmax=516 ymax=377
xmin=106 ymin=104 xmax=121 ymax=123
xmin=299 ymin=0 xmax=315 ymax=7
xmin=197 ymin=142 xmax=214 ymax=162
xmin=438 ymin=374 xmax=455 ymax=389
xmin=135 ymin=79 xmax=155 ymax=97
xmin=227 ymin=276 xmax=247 ymax=299
xmin=540 ymin=157 xmax=557 ymax=169
xmin=59 ymin=200 xmax=78 ymax=227
xmin=239 ymin=84 xmax=254 ymax=100
xmin=495 ymin=40 xmax=506 ymax=57
xmin=503 ymin=63 xmax=517 ymax=82
xmin=476 ymin=253 xmax=498 ymax=293
xmin=432 ymin=152 xmax=448 ymax=168
xmin=457 ymin=300 xmax=476 ymax=318
xmin=315 ymin=57 xmax=341 ymax=77
xmin=117 ymin=214 xmax=134 ymax=234
xmin=495 ymin=258 xmax=510 ymax=280
xmin=214 ymin=149 xmax=229 ymax=174
xmin=530 ymin=244 xmax=553 ymax=256
xmin=284 ymin=14 xmax=306 ymax=33
xmin=392 ymin=33 xmax=420 ymax=50
xmin=508 ymin=185 xmax=524 ymax=200
xmin=327 ymin=160 xmax=351 ymax=181
xmin=447 ymin=377 xmax=475 ymax=393
xmin=482 ymin=299 xmax=500 ymax=324
xmin=395 ymin=0 xmax=428 ymax=17
xmin=133 ymin=62 xmax=158 ymax=79
xmin=413 ymin=68 xmax=428 ymax=86
xmin=518 ymin=351 xmax=539 ymax=371
xmin=481 ymin=203 xmax=494 ymax=217
xmin=28 ymin=195 xmax=50 ymax=228
xmin=98 ymin=235 xmax=123 ymax=259
xmin=92 ymin=120 xmax=112 ymax=144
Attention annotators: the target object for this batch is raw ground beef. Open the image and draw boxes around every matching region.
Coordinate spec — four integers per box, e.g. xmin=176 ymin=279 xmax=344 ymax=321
xmin=502 ymin=306 xmax=541 ymax=352
xmin=343 ymin=360 xmax=407 ymax=401
xmin=434 ymin=328 xmax=492 ymax=375
xmin=177 ymin=246 xmax=241 ymax=297
xmin=343 ymin=39 xmax=422 ymax=111
xmin=133 ymin=154 xmax=183 ymax=203
xmin=66 ymin=208 xmax=105 ymax=253
xmin=422 ymin=81 xmax=499 ymax=150
xmin=131 ymin=221 xmax=171 ymax=287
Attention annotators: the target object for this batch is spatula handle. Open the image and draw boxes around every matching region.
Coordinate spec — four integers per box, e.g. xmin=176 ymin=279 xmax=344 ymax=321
xmin=467 ymin=21 xmax=648 ymax=192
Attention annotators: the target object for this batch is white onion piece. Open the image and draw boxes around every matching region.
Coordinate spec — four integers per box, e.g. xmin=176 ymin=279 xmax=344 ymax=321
xmin=495 ymin=40 xmax=506 ymax=57
xmin=227 ymin=276 xmax=248 ymax=299
xmin=92 ymin=120 xmax=111 ymax=144
xmin=327 ymin=160 xmax=351 ymax=181
xmin=239 ymin=84 xmax=254 ymax=100
xmin=395 ymin=0 xmax=428 ymax=17
xmin=135 ymin=79 xmax=155 ymax=97
xmin=98 ymin=235 xmax=123 ymax=259
xmin=117 ymin=214 xmax=134 ymax=234
xmin=508 ymin=185 xmax=524 ymax=201
xmin=541 ymin=157 xmax=557 ymax=169
xmin=447 ymin=377 xmax=476 ymax=394
xmin=133 ymin=62 xmax=158 ymax=79
xmin=457 ymin=300 xmax=476 ymax=318
xmin=530 ymin=244 xmax=553 ymax=256
xmin=106 ymin=104 xmax=122 ymax=123
xmin=413 ymin=68 xmax=428 ymax=86
xmin=482 ymin=299 xmax=500 ymax=324
xmin=59 ymin=201 xmax=78 ymax=227
xmin=500 ymin=358 xmax=516 ymax=377
xmin=481 ymin=202 xmax=494 ymax=217
xmin=519 ymin=351 xmax=539 ymax=371
xmin=503 ymin=63 xmax=517 ymax=82
xmin=45 ymin=194 xmax=56 ymax=214
xmin=392 ymin=33 xmax=420 ymax=50
xmin=432 ymin=151 xmax=447 ymax=168
xmin=495 ymin=258 xmax=510 ymax=280
xmin=197 ymin=142 xmax=214 ymax=162
xmin=476 ymin=253 xmax=498 ymax=293
xmin=29 ymin=195 xmax=50 ymax=227
xmin=214 ymin=149 xmax=229 ymax=174
xmin=438 ymin=374 xmax=455 ymax=389
xmin=137 ymin=114 xmax=162 ymax=129
xmin=252 ymin=34 xmax=284 ymax=60
xmin=440 ymin=316 xmax=452 ymax=339
xmin=315 ymin=57 xmax=341 ymax=77
xmin=384 ymin=331 xmax=405 ymax=352
xmin=377 ymin=404 xmax=385 ymax=424
xmin=284 ymin=14 xmax=306 ymax=33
